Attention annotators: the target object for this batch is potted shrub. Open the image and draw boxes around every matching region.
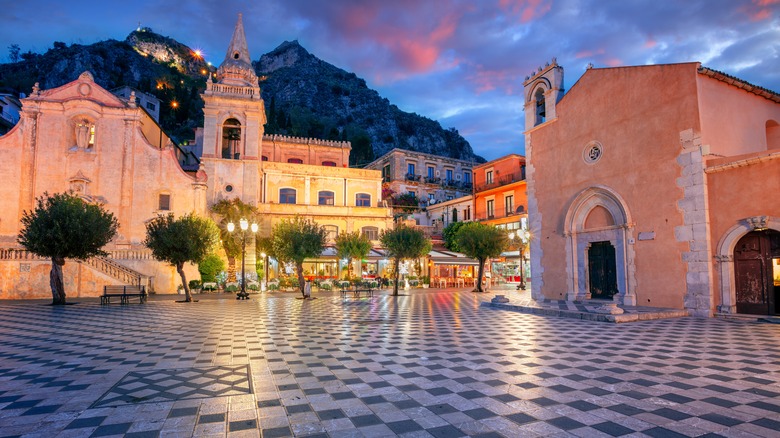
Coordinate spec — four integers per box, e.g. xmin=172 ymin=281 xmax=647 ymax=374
xmin=421 ymin=276 xmax=430 ymax=289
xmin=189 ymin=279 xmax=202 ymax=294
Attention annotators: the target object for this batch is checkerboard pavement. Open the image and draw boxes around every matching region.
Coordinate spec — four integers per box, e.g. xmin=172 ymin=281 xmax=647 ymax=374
xmin=0 ymin=290 xmax=779 ymax=437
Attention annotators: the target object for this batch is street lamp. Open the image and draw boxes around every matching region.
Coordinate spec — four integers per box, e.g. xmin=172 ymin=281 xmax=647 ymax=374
xmin=260 ymin=252 xmax=268 ymax=291
xmin=227 ymin=218 xmax=258 ymax=300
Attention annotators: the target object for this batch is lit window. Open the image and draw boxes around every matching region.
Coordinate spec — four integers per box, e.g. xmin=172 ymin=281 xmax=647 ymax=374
xmin=362 ymin=226 xmax=379 ymax=241
xmin=158 ymin=194 xmax=171 ymax=211
xmin=318 ymin=191 xmax=334 ymax=206
xmin=356 ymin=193 xmax=371 ymax=207
xmin=279 ymin=188 xmax=296 ymax=204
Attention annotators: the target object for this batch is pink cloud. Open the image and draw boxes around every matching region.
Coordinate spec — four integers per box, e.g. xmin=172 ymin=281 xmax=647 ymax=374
xmin=740 ymin=0 xmax=778 ymax=20
xmin=575 ymin=48 xmax=605 ymax=59
xmin=499 ymin=0 xmax=552 ymax=23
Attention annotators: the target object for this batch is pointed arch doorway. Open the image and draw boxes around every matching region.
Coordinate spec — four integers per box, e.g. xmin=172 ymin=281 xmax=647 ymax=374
xmin=564 ymin=186 xmax=636 ymax=305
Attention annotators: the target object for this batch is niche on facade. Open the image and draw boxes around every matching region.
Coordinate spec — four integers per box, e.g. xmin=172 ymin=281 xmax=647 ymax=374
xmin=69 ymin=116 xmax=96 ymax=152
xmin=68 ymin=171 xmax=92 ymax=200
xmin=767 ymin=120 xmax=780 ymax=150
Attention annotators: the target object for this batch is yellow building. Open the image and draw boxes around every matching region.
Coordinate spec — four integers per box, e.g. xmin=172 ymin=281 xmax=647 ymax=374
xmin=0 ymin=14 xmax=391 ymax=298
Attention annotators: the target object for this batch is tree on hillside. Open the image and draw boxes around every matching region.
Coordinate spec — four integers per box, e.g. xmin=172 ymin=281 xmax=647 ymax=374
xmin=454 ymin=222 xmax=508 ymax=292
xmin=271 ymin=216 xmax=327 ymax=298
xmin=144 ymin=213 xmax=219 ymax=302
xmin=18 ymin=192 xmax=119 ymax=305
xmin=334 ymin=231 xmax=371 ymax=279
xmin=210 ymin=198 xmax=257 ymax=281
xmin=442 ymin=221 xmax=467 ymax=253
xmin=380 ymin=225 xmax=432 ymax=296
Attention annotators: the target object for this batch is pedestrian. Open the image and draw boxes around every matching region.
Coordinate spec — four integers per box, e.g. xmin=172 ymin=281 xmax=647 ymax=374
xmin=304 ymin=279 xmax=312 ymax=298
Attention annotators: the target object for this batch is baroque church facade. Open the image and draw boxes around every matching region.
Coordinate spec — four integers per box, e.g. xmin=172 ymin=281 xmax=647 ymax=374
xmin=525 ymin=60 xmax=780 ymax=317
xmin=0 ymin=15 xmax=392 ymax=299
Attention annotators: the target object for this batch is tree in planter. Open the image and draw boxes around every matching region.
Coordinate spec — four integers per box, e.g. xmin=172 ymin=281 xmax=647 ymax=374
xmin=454 ymin=222 xmax=508 ymax=292
xmin=442 ymin=221 xmax=467 ymax=252
xmin=334 ymin=231 xmax=371 ymax=279
xmin=380 ymin=225 xmax=432 ymax=296
xmin=210 ymin=198 xmax=257 ymax=282
xmin=144 ymin=213 xmax=220 ymax=302
xmin=271 ymin=216 xmax=326 ymax=298
xmin=18 ymin=192 xmax=118 ymax=305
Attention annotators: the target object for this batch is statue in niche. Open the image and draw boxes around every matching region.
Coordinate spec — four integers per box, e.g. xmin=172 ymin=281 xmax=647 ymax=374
xmin=75 ymin=119 xmax=91 ymax=149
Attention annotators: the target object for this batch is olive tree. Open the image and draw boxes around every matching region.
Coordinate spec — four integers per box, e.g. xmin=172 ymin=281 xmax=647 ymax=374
xmin=380 ymin=225 xmax=432 ymax=296
xmin=271 ymin=216 xmax=327 ymax=298
xmin=144 ymin=213 xmax=220 ymax=302
xmin=442 ymin=221 xmax=466 ymax=252
xmin=18 ymin=192 xmax=118 ymax=305
xmin=454 ymin=222 xmax=508 ymax=292
xmin=334 ymin=231 xmax=371 ymax=279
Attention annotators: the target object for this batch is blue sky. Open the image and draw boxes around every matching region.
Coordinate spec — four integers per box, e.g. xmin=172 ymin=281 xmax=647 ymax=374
xmin=1 ymin=0 xmax=778 ymax=160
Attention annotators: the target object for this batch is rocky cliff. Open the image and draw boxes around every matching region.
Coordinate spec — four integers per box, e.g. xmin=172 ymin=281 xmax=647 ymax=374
xmin=0 ymin=30 xmax=484 ymax=165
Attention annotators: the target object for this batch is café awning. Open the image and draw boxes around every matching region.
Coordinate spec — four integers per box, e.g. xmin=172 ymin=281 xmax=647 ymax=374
xmin=428 ymin=249 xmax=480 ymax=266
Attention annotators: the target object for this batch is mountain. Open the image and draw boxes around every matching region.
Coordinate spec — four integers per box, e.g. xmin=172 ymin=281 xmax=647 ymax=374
xmin=0 ymin=30 xmax=484 ymax=165
xmin=256 ymin=41 xmax=484 ymax=165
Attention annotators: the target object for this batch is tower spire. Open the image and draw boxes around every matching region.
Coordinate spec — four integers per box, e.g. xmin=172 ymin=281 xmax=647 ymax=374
xmin=217 ymin=12 xmax=259 ymax=87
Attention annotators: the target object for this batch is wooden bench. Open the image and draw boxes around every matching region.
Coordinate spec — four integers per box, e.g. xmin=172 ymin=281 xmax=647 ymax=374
xmin=340 ymin=287 xmax=374 ymax=299
xmin=101 ymin=285 xmax=147 ymax=305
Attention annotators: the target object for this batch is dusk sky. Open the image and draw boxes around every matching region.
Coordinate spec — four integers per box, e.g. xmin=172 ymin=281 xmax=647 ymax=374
xmin=2 ymin=0 xmax=779 ymax=160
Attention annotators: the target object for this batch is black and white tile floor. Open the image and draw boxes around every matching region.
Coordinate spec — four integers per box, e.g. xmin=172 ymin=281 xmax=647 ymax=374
xmin=0 ymin=290 xmax=778 ymax=437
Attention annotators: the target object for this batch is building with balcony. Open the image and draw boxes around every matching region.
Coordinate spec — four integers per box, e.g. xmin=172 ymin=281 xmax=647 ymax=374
xmin=473 ymin=154 xmax=529 ymax=285
xmin=365 ymin=148 xmax=474 ymax=215
xmin=0 ymin=14 xmax=392 ymax=298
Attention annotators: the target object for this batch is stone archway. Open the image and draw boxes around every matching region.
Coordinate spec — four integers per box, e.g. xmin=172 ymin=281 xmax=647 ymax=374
xmin=564 ymin=186 xmax=636 ymax=305
xmin=715 ymin=216 xmax=780 ymax=314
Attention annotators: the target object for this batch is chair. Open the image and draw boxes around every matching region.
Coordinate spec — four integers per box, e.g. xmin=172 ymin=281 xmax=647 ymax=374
xmin=438 ymin=278 xmax=447 ymax=288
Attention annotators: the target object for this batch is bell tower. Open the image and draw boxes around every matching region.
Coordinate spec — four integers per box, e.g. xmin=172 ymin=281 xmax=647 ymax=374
xmin=200 ymin=12 xmax=266 ymax=206
xmin=201 ymin=12 xmax=266 ymax=161
xmin=523 ymin=59 xmax=564 ymax=131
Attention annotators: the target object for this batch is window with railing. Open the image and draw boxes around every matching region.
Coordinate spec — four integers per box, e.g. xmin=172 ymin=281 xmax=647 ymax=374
xmin=362 ymin=226 xmax=379 ymax=241
xmin=486 ymin=199 xmax=494 ymax=218
xmin=318 ymin=190 xmax=334 ymax=205
xmin=323 ymin=225 xmax=338 ymax=241
xmin=486 ymin=170 xmax=493 ymax=185
xmin=280 ymin=188 xmax=296 ymax=204
xmin=446 ymin=169 xmax=453 ymax=182
xmin=427 ymin=166 xmax=435 ymax=179
xmin=407 ymin=163 xmax=416 ymax=175
xmin=505 ymin=195 xmax=514 ymax=215
xmin=356 ymin=193 xmax=371 ymax=207
xmin=464 ymin=172 xmax=471 ymax=183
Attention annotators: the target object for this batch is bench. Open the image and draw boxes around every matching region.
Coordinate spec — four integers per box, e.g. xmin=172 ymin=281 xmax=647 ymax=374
xmin=101 ymin=285 xmax=147 ymax=305
xmin=340 ymin=287 xmax=374 ymax=299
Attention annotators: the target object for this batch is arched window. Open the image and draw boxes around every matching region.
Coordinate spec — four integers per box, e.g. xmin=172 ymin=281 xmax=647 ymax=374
xmin=323 ymin=225 xmax=338 ymax=241
xmin=356 ymin=193 xmax=371 ymax=207
xmin=767 ymin=120 xmax=780 ymax=150
xmin=322 ymin=161 xmax=337 ymax=167
xmin=279 ymin=188 xmax=296 ymax=204
xmin=261 ymin=155 xmax=269 ymax=161
xmin=452 ymin=208 xmax=458 ymax=223
xmin=222 ymin=118 xmax=241 ymax=159
xmin=287 ymin=158 xmax=303 ymax=164
xmin=362 ymin=226 xmax=379 ymax=241
xmin=534 ymin=88 xmax=546 ymax=125
xmin=318 ymin=190 xmax=335 ymax=205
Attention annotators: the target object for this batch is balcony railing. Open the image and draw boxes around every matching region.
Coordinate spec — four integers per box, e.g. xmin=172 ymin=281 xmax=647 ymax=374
xmin=474 ymin=168 xmax=525 ymax=192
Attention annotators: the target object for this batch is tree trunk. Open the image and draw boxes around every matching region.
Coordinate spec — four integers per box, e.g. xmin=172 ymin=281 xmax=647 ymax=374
xmin=227 ymin=256 xmax=236 ymax=282
xmin=393 ymin=257 xmax=400 ymax=296
xmin=177 ymin=263 xmax=192 ymax=302
xmin=296 ymin=261 xmax=306 ymax=298
xmin=50 ymin=257 xmax=66 ymax=305
xmin=475 ymin=258 xmax=485 ymax=292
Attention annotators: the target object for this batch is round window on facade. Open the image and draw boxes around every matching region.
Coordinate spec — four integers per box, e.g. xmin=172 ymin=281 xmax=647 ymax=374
xmin=583 ymin=141 xmax=603 ymax=165
xmin=225 ymin=184 xmax=233 ymax=193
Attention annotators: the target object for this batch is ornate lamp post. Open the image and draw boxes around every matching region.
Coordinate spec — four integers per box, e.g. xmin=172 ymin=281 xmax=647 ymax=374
xmin=227 ymin=218 xmax=258 ymax=300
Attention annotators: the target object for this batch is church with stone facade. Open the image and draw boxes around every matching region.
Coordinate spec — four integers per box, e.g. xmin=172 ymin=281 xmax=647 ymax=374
xmin=0 ymin=14 xmax=392 ymax=298
xmin=524 ymin=60 xmax=780 ymax=318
